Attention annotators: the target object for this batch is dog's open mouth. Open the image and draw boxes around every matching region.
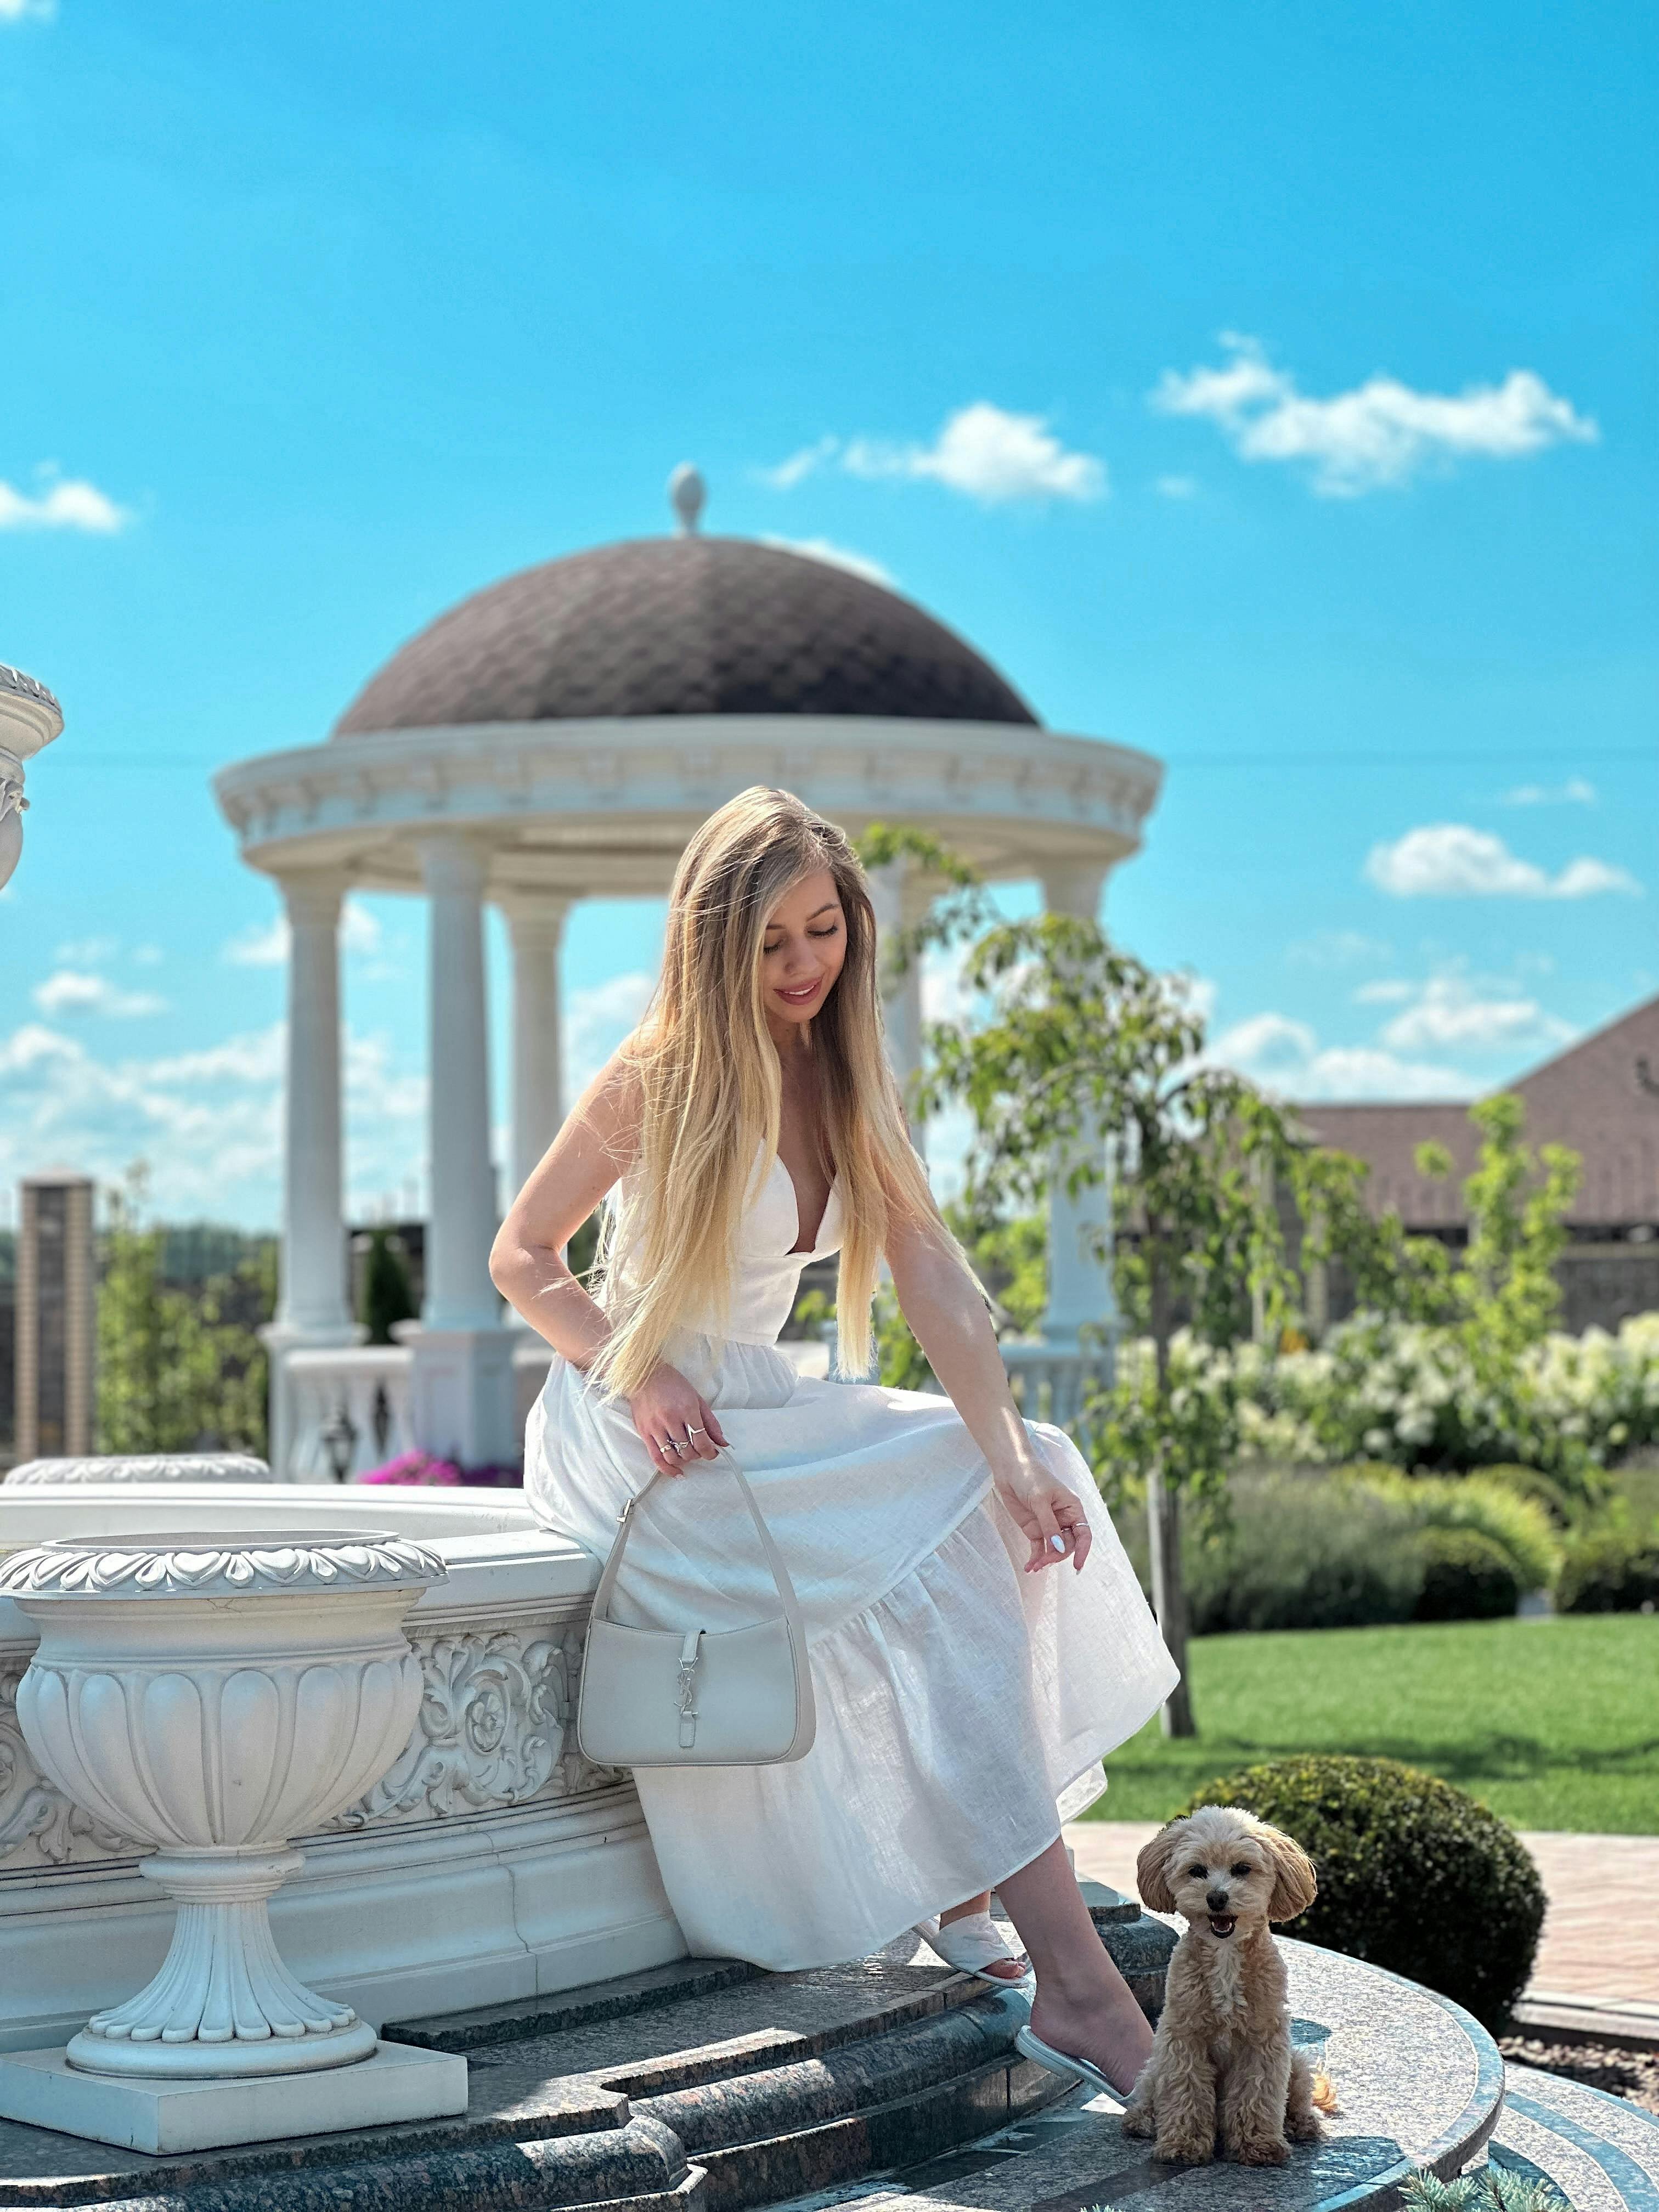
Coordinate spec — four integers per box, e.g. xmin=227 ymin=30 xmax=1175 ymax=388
xmin=1206 ymin=1914 xmax=1238 ymax=1938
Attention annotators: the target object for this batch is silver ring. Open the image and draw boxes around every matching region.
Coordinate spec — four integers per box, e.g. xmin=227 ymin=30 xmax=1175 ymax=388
xmin=687 ymin=1424 xmax=706 ymax=1436
xmin=672 ymin=1436 xmax=693 ymax=1454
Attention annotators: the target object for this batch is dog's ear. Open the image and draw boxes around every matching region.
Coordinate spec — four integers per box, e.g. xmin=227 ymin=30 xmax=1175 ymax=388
xmin=1136 ymin=1822 xmax=1182 ymax=1915
xmin=1262 ymin=1826 xmax=1317 ymax=1922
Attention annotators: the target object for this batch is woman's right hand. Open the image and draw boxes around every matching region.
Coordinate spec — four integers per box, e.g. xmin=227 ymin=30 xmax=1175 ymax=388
xmin=629 ymin=1363 xmax=729 ymax=1476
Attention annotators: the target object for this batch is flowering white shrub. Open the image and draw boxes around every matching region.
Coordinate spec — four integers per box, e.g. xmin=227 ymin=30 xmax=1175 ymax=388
xmin=1103 ymin=1311 xmax=1659 ymax=1483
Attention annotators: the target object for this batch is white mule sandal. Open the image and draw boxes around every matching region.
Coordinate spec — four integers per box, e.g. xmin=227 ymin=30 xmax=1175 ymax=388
xmin=912 ymin=1911 xmax=1034 ymax=1989
xmin=1013 ymin=2024 xmax=1127 ymax=2103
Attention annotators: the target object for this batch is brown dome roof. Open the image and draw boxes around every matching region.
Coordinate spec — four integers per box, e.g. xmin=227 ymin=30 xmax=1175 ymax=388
xmin=332 ymin=535 xmax=1039 ymax=735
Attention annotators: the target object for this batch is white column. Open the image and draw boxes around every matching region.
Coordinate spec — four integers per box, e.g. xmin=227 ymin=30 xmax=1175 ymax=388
xmin=409 ymin=836 xmax=515 ymax=1465
xmin=266 ymin=871 xmax=355 ymax=1480
xmin=503 ymin=892 xmax=572 ymax=1200
xmin=1040 ymin=861 xmax=1116 ymax=1351
xmin=421 ymin=836 xmax=499 ymax=1330
xmin=868 ymin=856 xmax=927 ymax=1144
xmin=275 ymin=874 xmax=351 ymax=1333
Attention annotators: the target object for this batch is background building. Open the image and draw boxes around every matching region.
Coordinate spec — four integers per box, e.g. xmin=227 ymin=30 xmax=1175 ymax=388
xmin=13 ymin=1172 xmax=95 ymax=1463
xmin=1301 ymin=994 xmax=1659 ymax=1332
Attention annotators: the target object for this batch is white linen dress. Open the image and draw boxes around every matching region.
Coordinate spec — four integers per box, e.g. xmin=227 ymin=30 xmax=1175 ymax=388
xmin=524 ymin=1155 xmax=1178 ymax=1971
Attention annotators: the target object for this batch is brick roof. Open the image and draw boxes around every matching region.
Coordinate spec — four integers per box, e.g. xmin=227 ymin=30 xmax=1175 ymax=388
xmin=333 ymin=537 xmax=1039 ymax=734
xmin=1297 ymin=995 xmax=1659 ymax=1229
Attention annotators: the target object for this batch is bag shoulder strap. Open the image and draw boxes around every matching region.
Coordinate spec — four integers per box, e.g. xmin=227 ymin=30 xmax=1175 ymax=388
xmin=590 ymin=1453 xmax=808 ymax=1649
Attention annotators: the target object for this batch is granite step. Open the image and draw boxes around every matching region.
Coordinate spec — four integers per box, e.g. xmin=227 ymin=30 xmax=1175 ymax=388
xmin=0 ymin=1943 xmax=1075 ymax=2210
xmin=1489 ymin=2064 xmax=1659 ymax=2210
xmin=764 ymin=1939 xmax=1509 ymax=2212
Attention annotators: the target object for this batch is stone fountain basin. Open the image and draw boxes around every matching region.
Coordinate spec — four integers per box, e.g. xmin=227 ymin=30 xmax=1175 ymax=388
xmin=0 ymin=1485 xmax=685 ymax=2055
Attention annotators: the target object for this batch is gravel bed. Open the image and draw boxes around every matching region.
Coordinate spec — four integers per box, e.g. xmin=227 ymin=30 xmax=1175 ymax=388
xmin=1500 ymin=2034 xmax=1659 ymax=2113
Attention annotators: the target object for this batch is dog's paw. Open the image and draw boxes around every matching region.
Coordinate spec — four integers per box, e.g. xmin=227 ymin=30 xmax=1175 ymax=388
xmin=1285 ymin=2110 xmax=1325 ymax=2143
xmin=1153 ymin=2134 xmax=1215 ymax=2165
xmin=1231 ymin=2135 xmax=1291 ymax=2167
xmin=1119 ymin=2102 xmax=1153 ymax=2138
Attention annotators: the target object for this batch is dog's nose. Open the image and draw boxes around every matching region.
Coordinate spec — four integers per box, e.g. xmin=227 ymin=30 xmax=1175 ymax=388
xmin=1206 ymin=1887 xmax=1231 ymax=1914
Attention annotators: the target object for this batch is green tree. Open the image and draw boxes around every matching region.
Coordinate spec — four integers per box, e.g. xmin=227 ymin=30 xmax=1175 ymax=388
xmin=921 ymin=916 xmax=1307 ymax=1736
xmin=359 ymin=1228 xmax=417 ymax=1345
xmin=97 ymin=1168 xmax=272 ymax=1457
xmin=1432 ymin=1093 xmax=1580 ymax=1351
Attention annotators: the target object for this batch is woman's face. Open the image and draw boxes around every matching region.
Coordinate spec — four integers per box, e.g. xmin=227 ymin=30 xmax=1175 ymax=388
xmin=760 ymin=868 xmax=848 ymax=1039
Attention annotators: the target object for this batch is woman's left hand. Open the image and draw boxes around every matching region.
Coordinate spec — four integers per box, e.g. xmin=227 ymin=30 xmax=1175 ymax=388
xmin=994 ymin=1465 xmax=1093 ymax=1575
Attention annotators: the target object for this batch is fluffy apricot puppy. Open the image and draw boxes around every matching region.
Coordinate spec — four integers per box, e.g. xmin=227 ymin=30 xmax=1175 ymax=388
xmin=1120 ymin=1805 xmax=1334 ymax=2166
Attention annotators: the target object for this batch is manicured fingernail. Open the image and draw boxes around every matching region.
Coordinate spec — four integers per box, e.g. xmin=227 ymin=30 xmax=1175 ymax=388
xmin=1049 ymin=1534 xmax=1066 ymax=1553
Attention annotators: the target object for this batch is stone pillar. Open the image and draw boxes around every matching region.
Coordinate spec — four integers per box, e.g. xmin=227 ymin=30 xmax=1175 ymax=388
xmin=503 ymin=892 xmax=572 ymax=1200
xmin=1040 ymin=861 xmax=1115 ymax=1352
xmin=264 ymin=873 xmax=356 ymax=1478
xmin=409 ymin=836 xmax=515 ymax=1466
xmin=868 ymin=856 xmax=927 ymax=1144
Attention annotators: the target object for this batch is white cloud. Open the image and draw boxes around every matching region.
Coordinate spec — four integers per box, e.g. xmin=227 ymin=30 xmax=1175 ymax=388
xmin=1152 ymin=333 xmax=1598 ymax=496
xmin=761 ymin=404 xmax=1105 ymax=506
xmin=1288 ymin=928 xmax=1395 ymax=969
xmin=761 ymin=536 xmax=896 ymax=587
xmin=1365 ymin=822 xmax=1640 ymax=900
xmin=0 ymin=0 xmax=56 ymax=22
xmin=1155 ymin=475 xmax=1198 ymax=499
xmin=54 ymin=935 xmax=119 ymax=966
xmin=0 ymin=473 xmax=128 ymax=531
xmin=222 ymin=899 xmax=384 ymax=967
xmin=1503 ymin=777 xmax=1598 ymax=807
xmin=32 ymin=970 xmax=166 ymax=1018
xmin=758 ymin=437 xmax=839 ymax=492
xmin=1209 ymin=1011 xmax=1476 ymax=1101
xmin=1353 ymin=978 xmax=1413 ymax=1005
xmin=1376 ymin=973 xmax=1576 ymax=1054
xmin=0 ymin=1015 xmax=428 ymax=1223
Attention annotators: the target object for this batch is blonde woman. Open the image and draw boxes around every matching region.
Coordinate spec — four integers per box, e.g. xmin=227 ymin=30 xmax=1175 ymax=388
xmin=493 ymin=787 xmax=1178 ymax=2096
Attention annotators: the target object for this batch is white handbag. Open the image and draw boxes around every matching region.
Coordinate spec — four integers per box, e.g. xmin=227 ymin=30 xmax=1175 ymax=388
xmin=575 ymin=1454 xmax=817 ymax=1769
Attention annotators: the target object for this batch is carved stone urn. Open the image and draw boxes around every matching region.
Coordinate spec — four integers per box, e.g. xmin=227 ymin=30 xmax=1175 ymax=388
xmin=0 ymin=1529 xmax=444 ymax=2079
xmin=0 ymin=664 xmax=63 ymax=894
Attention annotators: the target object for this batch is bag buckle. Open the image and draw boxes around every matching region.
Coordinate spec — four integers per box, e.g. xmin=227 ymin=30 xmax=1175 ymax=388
xmin=676 ymin=1630 xmax=703 ymax=1748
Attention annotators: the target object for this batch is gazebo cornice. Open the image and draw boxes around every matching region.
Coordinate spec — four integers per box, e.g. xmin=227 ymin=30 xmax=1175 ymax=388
xmin=213 ymin=713 xmax=1164 ymax=896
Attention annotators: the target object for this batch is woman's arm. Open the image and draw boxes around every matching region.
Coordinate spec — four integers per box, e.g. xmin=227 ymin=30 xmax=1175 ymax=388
xmin=489 ymin=1055 xmax=636 ymax=1370
xmin=489 ymin=1053 xmax=729 ymax=1476
xmin=885 ymin=1211 xmax=1092 ymax=1575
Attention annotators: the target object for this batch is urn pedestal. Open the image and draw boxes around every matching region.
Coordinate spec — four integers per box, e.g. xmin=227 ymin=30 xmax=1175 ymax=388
xmin=0 ymin=1531 xmax=470 ymax=2151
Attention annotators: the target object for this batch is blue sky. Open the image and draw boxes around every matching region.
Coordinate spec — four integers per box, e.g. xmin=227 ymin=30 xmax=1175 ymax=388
xmin=2 ymin=1 xmax=1654 ymax=1226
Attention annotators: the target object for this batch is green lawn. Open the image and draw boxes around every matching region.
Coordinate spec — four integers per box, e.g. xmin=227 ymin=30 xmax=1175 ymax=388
xmin=1091 ymin=1614 xmax=1659 ymax=1834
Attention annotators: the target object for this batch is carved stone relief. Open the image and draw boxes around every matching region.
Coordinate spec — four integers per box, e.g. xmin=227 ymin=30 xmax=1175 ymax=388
xmin=335 ymin=1622 xmax=621 ymax=1829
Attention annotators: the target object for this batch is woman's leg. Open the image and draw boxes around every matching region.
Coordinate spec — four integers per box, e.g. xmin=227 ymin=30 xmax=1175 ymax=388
xmin=997 ymin=1836 xmax=1154 ymax=2095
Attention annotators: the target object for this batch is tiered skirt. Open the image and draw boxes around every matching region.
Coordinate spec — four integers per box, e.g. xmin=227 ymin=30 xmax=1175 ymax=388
xmin=525 ymin=1333 xmax=1177 ymax=1970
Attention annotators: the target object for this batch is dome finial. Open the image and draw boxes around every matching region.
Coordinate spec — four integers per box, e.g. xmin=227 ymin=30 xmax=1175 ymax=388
xmin=668 ymin=463 xmax=706 ymax=535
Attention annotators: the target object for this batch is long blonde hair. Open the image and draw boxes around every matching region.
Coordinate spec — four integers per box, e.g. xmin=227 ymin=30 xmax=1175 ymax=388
xmin=591 ymin=786 xmax=945 ymax=1396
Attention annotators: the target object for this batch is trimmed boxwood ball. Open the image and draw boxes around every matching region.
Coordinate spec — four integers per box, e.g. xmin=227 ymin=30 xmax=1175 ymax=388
xmin=1182 ymin=1755 xmax=1544 ymax=2027
xmin=1414 ymin=1526 xmax=1521 ymax=1622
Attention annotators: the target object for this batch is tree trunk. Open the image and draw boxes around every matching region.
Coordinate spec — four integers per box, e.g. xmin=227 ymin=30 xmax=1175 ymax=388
xmin=1146 ymin=1252 xmax=1196 ymax=1736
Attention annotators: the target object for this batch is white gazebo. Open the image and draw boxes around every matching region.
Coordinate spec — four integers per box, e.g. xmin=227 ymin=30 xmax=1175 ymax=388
xmin=215 ymin=474 xmax=1164 ymax=1478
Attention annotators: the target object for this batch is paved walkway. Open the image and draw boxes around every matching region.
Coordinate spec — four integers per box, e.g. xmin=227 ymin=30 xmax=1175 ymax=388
xmin=1064 ymin=1821 xmax=1659 ymax=2008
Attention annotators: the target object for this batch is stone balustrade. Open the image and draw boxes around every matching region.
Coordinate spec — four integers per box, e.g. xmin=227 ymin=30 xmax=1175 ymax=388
xmin=281 ymin=1345 xmax=417 ymax=1480
xmin=274 ymin=1338 xmax=1114 ymax=1480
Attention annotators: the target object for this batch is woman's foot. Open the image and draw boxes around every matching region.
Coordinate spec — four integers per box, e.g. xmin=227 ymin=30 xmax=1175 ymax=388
xmin=916 ymin=1894 xmax=1031 ymax=1985
xmin=1025 ymin=1982 xmax=1152 ymax=2100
